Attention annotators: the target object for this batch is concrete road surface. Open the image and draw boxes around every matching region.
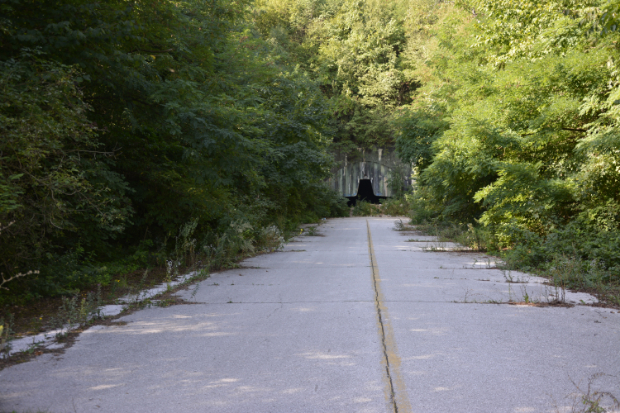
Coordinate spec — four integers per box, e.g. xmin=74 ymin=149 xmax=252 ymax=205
xmin=1 ymin=217 xmax=619 ymax=413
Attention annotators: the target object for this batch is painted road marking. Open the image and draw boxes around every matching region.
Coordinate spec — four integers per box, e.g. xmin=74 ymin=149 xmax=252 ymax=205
xmin=367 ymin=220 xmax=412 ymax=413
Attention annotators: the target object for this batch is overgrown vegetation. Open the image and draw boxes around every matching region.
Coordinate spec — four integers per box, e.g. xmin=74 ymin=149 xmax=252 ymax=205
xmin=350 ymin=198 xmax=410 ymax=216
xmin=394 ymin=0 xmax=620 ymax=305
xmin=3 ymin=0 xmax=620 ymax=337
xmin=252 ymin=0 xmax=418 ymax=157
xmin=0 ymin=0 xmax=349 ymax=311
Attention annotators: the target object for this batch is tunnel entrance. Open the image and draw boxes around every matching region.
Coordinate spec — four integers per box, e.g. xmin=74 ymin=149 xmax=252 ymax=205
xmin=346 ymin=179 xmax=386 ymax=206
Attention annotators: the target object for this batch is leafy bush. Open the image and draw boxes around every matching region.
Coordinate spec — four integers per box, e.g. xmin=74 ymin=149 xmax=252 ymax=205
xmin=407 ymin=186 xmax=443 ymax=224
xmin=352 ymin=201 xmax=378 ymax=216
xmin=379 ymin=198 xmax=410 ymax=216
xmin=395 ymin=0 xmax=620 ymax=293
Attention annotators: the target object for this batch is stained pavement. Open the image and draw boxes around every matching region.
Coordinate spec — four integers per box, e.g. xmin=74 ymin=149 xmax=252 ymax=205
xmin=1 ymin=217 xmax=619 ymax=412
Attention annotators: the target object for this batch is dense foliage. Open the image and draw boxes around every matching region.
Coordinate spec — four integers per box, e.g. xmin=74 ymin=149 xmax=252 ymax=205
xmin=397 ymin=0 xmax=620 ymax=291
xmin=253 ymin=0 xmax=417 ymax=151
xmin=4 ymin=0 xmax=620 ymax=305
xmin=0 ymin=0 xmax=347 ymax=304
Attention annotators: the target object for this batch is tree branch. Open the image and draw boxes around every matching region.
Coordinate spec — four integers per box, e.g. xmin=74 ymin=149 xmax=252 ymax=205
xmin=0 ymin=270 xmax=39 ymax=290
xmin=562 ymin=127 xmax=587 ymax=133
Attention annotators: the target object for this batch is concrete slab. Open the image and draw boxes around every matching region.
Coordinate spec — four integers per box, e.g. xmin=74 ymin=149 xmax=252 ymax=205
xmin=177 ymin=266 xmax=375 ymax=304
xmin=1 ymin=303 xmax=387 ymax=413
xmin=0 ymin=218 xmax=389 ymax=413
xmin=386 ymin=301 xmax=620 ymax=413
xmin=0 ymin=217 xmax=618 ymax=413
xmin=366 ymin=217 xmax=620 ymax=412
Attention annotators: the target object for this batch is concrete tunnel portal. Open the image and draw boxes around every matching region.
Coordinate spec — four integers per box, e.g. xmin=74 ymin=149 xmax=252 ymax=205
xmin=352 ymin=179 xmax=381 ymax=205
xmin=327 ymin=147 xmax=412 ymax=206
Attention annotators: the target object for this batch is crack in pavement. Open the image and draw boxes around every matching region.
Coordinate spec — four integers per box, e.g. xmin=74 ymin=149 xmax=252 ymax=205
xmin=367 ymin=220 xmax=412 ymax=413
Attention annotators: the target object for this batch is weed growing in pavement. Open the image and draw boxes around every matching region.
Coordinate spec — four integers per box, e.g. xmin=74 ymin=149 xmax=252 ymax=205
xmin=503 ymin=271 xmax=529 ymax=284
xmin=409 ymin=218 xmax=620 ymax=307
xmin=25 ymin=339 xmax=43 ymax=355
xmin=190 ymin=283 xmax=200 ymax=302
xmin=259 ymin=225 xmax=285 ymax=252
xmin=554 ymin=373 xmax=620 ymax=413
xmin=165 ymin=260 xmax=178 ymax=289
xmin=201 ymin=220 xmax=259 ymax=270
xmin=305 ymin=226 xmax=319 ymax=236
xmin=459 ymin=289 xmax=480 ymax=303
xmin=423 ymin=226 xmax=486 ymax=253
xmin=394 ymin=219 xmax=405 ymax=231
xmin=394 ymin=219 xmax=415 ymax=231
xmin=464 ymin=260 xmax=496 ymax=270
xmin=521 ymin=286 xmax=531 ymax=304
xmin=133 ymin=269 xmax=150 ymax=302
xmin=545 ymin=283 xmax=567 ymax=304
xmin=425 ymin=234 xmax=448 ymax=251
xmin=50 ymin=287 xmax=103 ymax=334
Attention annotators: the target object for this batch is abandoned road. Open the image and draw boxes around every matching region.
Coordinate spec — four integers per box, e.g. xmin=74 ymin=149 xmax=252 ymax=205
xmin=1 ymin=217 xmax=619 ymax=413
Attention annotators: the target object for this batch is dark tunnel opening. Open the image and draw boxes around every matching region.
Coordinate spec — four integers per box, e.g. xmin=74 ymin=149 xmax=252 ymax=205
xmin=346 ymin=179 xmax=386 ymax=206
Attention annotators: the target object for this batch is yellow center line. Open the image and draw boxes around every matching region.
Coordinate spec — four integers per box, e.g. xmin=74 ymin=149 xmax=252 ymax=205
xmin=367 ymin=220 xmax=412 ymax=413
